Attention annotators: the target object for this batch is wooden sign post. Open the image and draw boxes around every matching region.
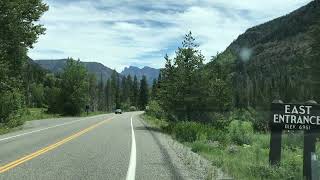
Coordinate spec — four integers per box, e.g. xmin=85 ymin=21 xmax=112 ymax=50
xmin=269 ymin=100 xmax=320 ymax=180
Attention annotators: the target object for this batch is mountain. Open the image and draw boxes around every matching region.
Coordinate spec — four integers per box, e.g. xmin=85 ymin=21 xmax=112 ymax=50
xmin=207 ymin=0 xmax=320 ymax=107
xmin=35 ymin=59 xmax=116 ymax=81
xmin=121 ymin=66 xmax=160 ymax=85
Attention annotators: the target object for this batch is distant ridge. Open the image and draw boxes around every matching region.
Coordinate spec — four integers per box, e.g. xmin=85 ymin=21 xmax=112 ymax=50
xmin=35 ymin=59 xmax=116 ymax=81
xmin=121 ymin=66 xmax=160 ymax=85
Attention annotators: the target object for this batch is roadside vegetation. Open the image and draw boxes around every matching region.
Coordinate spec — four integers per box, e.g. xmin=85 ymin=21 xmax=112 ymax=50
xmin=143 ymin=25 xmax=320 ymax=179
xmin=143 ymin=111 xmax=317 ymax=180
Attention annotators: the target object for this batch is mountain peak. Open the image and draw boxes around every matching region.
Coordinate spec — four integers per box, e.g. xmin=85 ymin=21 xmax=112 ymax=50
xmin=34 ymin=59 xmax=116 ymax=81
xmin=121 ymin=65 xmax=160 ymax=85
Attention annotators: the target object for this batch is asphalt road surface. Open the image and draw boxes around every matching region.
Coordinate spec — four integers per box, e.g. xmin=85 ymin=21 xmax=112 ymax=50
xmin=0 ymin=112 xmax=187 ymax=180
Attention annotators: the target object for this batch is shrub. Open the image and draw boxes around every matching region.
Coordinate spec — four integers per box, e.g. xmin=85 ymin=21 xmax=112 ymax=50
xmin=210 ymin=112 xmax=231 ymax=130
xmin=0 ymin=89 xmax=24 ymax=126
xmin=171 ymin=122 xmax=209 ymax=142
xmin=129 ymin=106 xmax=137 ymax=111
xmin=228 ymin=120 xmax=254 ymax=145
xmin=282 ymin=131 xmax=304 ymax=149
xmin=146 ymin=100 xmax=166 ymax=119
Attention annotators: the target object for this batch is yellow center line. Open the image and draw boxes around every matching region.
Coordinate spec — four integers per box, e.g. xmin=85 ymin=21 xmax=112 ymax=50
xmin=0 ymin=117 xmax=113 ymax=174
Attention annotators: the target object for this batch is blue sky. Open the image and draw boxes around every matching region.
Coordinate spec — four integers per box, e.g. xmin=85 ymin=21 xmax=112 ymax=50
xmin=28 ymin=0 xmax=312 ymax=71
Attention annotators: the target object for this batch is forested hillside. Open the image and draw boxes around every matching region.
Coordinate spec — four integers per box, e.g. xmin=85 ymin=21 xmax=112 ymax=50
xmin=148 ymin=0 xmax=320 ymax=130
xmin=207 ymin=0 xmax=320 ymax=109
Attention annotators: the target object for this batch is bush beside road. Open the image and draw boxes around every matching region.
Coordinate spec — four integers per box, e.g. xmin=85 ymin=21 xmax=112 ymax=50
xmin=141 ymin=113 xmax=320 ymax=179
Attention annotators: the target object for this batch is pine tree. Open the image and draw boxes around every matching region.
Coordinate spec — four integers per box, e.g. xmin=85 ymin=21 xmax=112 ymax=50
xmin=151 ymin=79 xmax=157 ymax=100
xmin=139 ymin=75 xmax=149 ymax=110
xmin=132 ymin=75 xmax=139 ymax=107
xmin=158 ymin=32 xmax=205 ymax=120
xmin=126 ymin=75 xmax=133 ymax=105
xmin=310 ymin=21 xmax=320 ymax=102
xmin=97 ymin=72 xmax=104 ymax=111
xmin=105 ymin=79 xmax=112 ymax=111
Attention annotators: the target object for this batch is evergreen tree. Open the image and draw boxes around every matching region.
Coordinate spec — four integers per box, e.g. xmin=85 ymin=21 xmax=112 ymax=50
xmin=310 ymin=21 xmax=320 ymax=102
xmin=97 ymin=73 xmax=105 ymax=111
xmin=158 ymin=32 xmax=205 ymax=120
xmin=88 ymin=74 xmax=98 ymax=111
xmin=151 ymin=79 xmax=158 ymax=100
xmin=126 ymin=75 xmax=133 ymax=104
xmin=139 ymin=75 xmax=149 ymax=109
xmin=132 ymin=75 xmax=139 ymax=107
xmin=105 ymin=79 xmax=113 ymax=111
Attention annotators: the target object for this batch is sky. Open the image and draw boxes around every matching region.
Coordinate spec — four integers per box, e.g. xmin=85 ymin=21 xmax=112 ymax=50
xmin=28 ymin=0 xmax=312 ymax=71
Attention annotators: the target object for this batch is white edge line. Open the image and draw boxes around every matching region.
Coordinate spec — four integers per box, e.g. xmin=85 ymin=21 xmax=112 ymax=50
xmin=126 ymin=116 xmax=137 ymax=180
xmin=0 ymin=115 xmax=108 ymax=142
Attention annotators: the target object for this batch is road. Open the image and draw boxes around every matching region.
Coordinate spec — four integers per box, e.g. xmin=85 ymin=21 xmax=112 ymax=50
xmin=0 ymin=112 xmax=187 ymax=180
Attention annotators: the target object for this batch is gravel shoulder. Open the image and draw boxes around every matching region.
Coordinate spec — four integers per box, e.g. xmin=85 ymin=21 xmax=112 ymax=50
xmin=138 ymin=115 xmax=232 ymax=180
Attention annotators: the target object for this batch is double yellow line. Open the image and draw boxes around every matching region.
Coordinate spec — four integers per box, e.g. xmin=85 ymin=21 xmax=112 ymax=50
xmin=0 ymin=118 xmax=112 ymax=174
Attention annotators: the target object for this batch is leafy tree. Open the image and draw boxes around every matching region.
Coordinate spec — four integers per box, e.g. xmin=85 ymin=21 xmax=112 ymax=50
xmin=59 ymin=59 xmax=89 ymax=116
xmin=30 ymin=83 xmax=45 ymax=107
xmin=0 ymin=0 xmax=48 ymax=125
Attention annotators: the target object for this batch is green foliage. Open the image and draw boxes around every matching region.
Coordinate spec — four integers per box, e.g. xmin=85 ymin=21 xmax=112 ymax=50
xmin=0 ymin=90 xmax=24 ymax=124
xmin=138 ymin=75 xmax=149 ymax=110
xmin=227 ymin=120 xmax=254 ymax=145
xmin=22 ymin=108 xmax=60 ymax=121
xmin=142 ymin=113 xmax=306 ymax=180
xmin=59 ymin=59 xmax=89 ymax=116
xmin=46 ymin=87 xmax=62 ymax=113
xmin=30 ymin=83 xmax=45 ymax=107
xmin=146 ymin=100 xmax=165 ymax=119
xmin=170 ymin=122 xmax=208 ymax=142
xmin=0 ymin=0 xmax=48 ymax=128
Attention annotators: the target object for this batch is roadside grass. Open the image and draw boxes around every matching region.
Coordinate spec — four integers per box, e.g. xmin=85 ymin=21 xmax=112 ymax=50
xmin=23 ymin=108 xmax=107 ymax=120
xmin=0 ymin=108 xmax=108 ymax=135
xmin=23 ymin=108 xmax=61 ymax=121
xmin=0 ymin=124 xmax=23 ymax=135
xmin=141 ymin=114 xmax=312 ymax=180
xmin=80 ymin=111 xmax=107 ymax=117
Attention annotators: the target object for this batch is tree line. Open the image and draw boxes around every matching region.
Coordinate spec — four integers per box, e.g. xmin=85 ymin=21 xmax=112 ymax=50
xmin=35 ymin=59 xmax=150 ymax=116
xmin=0 ymin=1 xmax=150 ymax=128
xmin=150 ymin=27 xmax=320 ymax=131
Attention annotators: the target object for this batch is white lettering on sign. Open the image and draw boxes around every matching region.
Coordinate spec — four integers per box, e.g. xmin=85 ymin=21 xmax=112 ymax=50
xmin=284 ymin=105 xmax=312 ymax=115
xmin=273 ymin=104 xmax=320 ymax=129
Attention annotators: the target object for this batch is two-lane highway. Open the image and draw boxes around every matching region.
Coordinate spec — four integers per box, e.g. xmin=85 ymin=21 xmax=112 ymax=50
xmin=0 ymin=112 xmax=187 ymax=180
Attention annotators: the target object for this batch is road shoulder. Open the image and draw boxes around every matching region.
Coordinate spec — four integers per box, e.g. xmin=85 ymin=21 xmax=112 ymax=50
xmin=137 ymin=114 xmax=230 ymax=180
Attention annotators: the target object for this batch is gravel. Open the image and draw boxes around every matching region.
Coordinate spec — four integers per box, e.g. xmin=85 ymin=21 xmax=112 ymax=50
xmin=140 ymin=118 xmax=233 ymax=180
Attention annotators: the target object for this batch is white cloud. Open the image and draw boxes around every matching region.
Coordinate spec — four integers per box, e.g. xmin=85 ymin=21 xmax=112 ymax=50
xmin=28 ymin=0 xmax=312 ymax=71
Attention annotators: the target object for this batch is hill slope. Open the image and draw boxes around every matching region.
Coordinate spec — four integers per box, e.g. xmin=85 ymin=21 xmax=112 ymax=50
xmin=208 ymin=0 xmax=320 ymax=107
